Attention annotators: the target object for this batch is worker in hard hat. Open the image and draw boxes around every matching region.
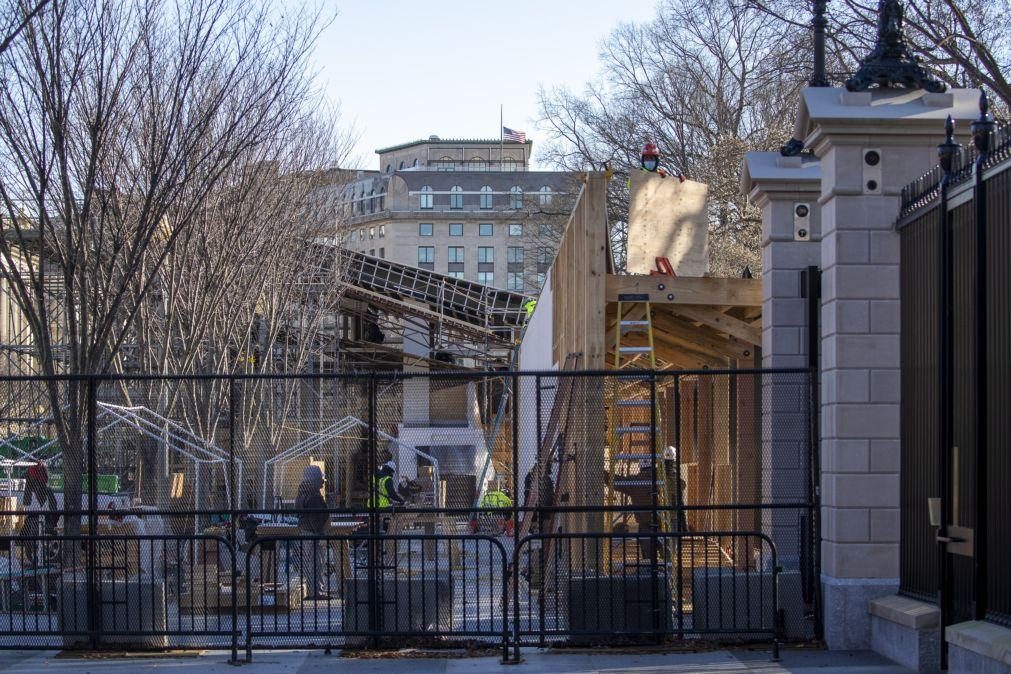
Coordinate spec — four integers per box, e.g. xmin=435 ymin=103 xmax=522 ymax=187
xmin=475 ymin=485 xmax=514 ymax=536
xmin=367 ymin=461 xmax=404 ymax=532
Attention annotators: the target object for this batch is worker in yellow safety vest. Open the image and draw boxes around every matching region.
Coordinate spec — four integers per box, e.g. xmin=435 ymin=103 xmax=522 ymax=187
xmin=476 ymin=487 xmax=514 ymax=536
xmin=523 ymin=299 xmax=537 ymax=320
xmin=366 ymin=461 xmax=404 ymax=509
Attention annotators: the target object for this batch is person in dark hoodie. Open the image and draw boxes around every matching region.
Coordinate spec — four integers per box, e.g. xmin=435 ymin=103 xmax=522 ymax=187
xmin=295 ymin=465 xmax=329 ymax=599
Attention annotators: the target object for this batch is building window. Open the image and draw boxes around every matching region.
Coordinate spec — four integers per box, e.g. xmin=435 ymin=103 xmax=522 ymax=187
xmin=378 ymin=189 xmax=385 ymax=211
xmin=539 ymin=223 xmax=555 ymax=238
xmin=369 ymin=227 xmax=375 ymax=239
xmin=379 ymin=225 xmax=385 ymax=238
xmin=539 ymin=186 xmax=553 ymax=206
xmin=469 ymin=158 xmax=486 ymax=171
xmin=418 ymin=246 xmax=435 ymax=267
xmin=509 ymin=223 xmax=522 ymax=237
xmin=448 ymin=246 xmax=464 ymax=263
xmin=501 ymin=158 xmax=517 ymax=172
xmin=449 ymin=223 xmax=463 ymax=236
xmin=419 ymin=223 xmax=434 ymax=236
xmin=448 ymin=271 xmax=465 ymax=279
xmin=359 ymin=228 xmax=365 ymax=240
xmin=350 ymin=231 xmax=356 ymax=243
xmin=536 ymin=272 xmax=546 ymax=287
xmin=478 ymin=246 xmax=494 ymax=264
xmin=538 ymin=247 xmax=552 ymax=265
xmin=450 ymin=185 xmax=463 ymax=209
xmin=379 ymin=247 xmax=385 ymax=258
xmin=480 ymin=186 xmax=493 ymax=209
xmin=369 ymin=249 xmax=375 ymax=256
xmin=478 ymin=271 xmax=494 ymax=285
xmin=413 ymin=159 xmax=419 ymax=167
xmin=507 ymin=246 xmax=524 ymax=264
xmin=508 ymin=272 xmax=524 ymax=291
xmin=437 ymin=156 xmax=455 ymax=171
xmin=509 ymin=186 xmax=523 ymax=209
xmin=419 ymin=186 xmax=433 ymax=209
xmin=386 ymin=164 xmax=392 ymax=173
xmin=369 ymin=189 xmax=375 ymax=213
xmin=399 ymin=161 xmax=405 ymax=170
xmin=479 ymin=223 xmax=493 ymax=236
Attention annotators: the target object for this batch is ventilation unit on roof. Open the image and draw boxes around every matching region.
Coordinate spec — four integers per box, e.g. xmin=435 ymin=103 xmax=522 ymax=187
xmin=429 ymin=135 xmax=440 ymax=141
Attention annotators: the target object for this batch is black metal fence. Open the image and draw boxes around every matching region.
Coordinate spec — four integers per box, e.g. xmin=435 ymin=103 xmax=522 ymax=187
xmin=0 ymin=368 xmax=815 ymax=659
xmin=897 ymin=97 xmax=1011 ymax=629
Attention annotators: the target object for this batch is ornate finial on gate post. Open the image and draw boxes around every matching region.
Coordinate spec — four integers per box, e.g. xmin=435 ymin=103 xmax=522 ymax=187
xmin=845 ymin=0 xmax=946 ymax=93
xmin=937 ymin=115 xmax=960 ymax=176
xmin=971 ymin=91 xmax=994 ymax=160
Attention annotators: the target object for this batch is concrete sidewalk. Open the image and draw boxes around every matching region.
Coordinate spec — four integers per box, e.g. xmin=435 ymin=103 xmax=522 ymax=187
xmin=0 ymin=648 xmax=912 ymax=673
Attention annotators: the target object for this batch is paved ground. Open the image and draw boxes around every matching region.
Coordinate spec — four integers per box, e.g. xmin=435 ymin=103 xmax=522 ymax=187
xmin=0 ymin=648 xmax=912 ymax=673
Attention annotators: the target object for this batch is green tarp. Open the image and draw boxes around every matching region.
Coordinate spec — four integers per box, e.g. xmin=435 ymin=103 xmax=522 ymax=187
xmin=48 ymin=474 xmax=121 ymax=495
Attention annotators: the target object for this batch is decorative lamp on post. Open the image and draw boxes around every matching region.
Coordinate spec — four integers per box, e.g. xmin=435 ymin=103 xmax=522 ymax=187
xmin=641 ymin=142 xmax=660 ymax=172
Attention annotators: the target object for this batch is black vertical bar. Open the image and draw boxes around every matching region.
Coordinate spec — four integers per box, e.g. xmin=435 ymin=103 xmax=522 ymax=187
xmin=228 ymin=378 xmax=239 ymax=662
xmin=801 ymin=264 xmax=822 ymax=639
xmin=937 ymin=125 xmax=957 ymax=668
xmin=511 ymin=371 xmax=520 ymax=661
xmin=972 ymin=111 xmax=989 ymax=621
xmin=367 ymin=374 xmax=379 ymax=646
xmin=649 ymin=372 xmax=660 ymax=640
xmin=809 ymin=0 xmax=829 ymax=87
xmin=86 ymin=377 xmax=98 ymax=650
xmin=673 ymin=373 xmax=684 ymax=638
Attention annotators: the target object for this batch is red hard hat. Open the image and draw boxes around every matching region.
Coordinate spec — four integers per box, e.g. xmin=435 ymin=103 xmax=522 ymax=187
xmin=641 ymin=142 xmax=659 ymax=157
xmin=27 ymin=461 xmax=47 ymax=483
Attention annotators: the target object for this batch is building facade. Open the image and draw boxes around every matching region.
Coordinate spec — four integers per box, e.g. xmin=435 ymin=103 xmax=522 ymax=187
xmin=338 ymin=136 xmax=576 ymax=293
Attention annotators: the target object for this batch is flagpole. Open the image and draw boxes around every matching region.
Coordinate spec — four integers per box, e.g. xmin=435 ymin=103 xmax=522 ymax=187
xmin=499 ymin=104 xmax=503 ymax=169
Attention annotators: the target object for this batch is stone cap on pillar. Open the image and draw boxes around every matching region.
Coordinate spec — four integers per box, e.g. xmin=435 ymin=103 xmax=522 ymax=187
xmin=741 ymin=151 xmax=821 ymax=208
xmin=793 ymin=86 xmax=979 ymax=153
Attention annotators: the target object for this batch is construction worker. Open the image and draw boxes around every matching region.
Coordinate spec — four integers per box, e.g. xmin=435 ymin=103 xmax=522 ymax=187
xmin=367 ymin=461 xmax=404 ymax=529
xmin=523 ymin=299 xmax=537 ymax=321
xmin=477 ymin=486 xmax=514 ymax=536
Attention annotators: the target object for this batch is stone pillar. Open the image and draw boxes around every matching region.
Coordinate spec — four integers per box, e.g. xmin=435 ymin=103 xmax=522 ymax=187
xmin=743 ymin=152 xmax=822 ymax=570
xmin=743 ymin=152 xmax=822 ymax=639
xmin=799 ymin=87 xmax=978 ymax=649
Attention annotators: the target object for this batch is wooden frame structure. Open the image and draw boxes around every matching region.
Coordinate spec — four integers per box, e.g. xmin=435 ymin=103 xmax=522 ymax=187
xmin=550 ymin=173 xmax=762 ymax=371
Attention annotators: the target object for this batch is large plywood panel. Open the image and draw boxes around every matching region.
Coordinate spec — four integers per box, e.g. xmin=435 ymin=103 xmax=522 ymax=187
xmin=627 ymin=172 xmax=709 ymax=277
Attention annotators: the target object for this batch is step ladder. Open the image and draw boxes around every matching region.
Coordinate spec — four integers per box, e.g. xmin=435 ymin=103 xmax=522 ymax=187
xmin=606 ymin=296 xmax=678 ymax=549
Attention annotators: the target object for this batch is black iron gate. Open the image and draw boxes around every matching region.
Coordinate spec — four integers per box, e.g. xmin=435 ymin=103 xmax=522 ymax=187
xmin=896 ymin=97 xmax=1011 ymax=662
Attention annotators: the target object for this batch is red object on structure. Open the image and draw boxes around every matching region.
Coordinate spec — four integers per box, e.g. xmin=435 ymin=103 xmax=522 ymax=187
xmin=650 ymin=257 xmax=677 ymax=277
xmin=27 ymin=461 xmax=47 ymax=484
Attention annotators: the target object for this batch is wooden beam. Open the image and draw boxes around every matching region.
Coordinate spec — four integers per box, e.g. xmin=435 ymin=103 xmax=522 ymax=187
xmin=651 ymin=311 xmax=756 ymax=361
xmin=606 ymin=274 xmax=762 ymax=307
xmin=619 ymin=332 xmax=728 ymax=369
xmin=672 ymin=305 xmax=762 ymax=346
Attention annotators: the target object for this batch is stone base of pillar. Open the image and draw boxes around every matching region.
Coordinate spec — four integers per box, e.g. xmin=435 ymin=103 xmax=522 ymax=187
xmin=822 ymin=575 xmax=898 ymax=649
xmin=869 ymin=595 xmax=941 ymax=671
xmin=947 ymin=621 xmax=1011 ymax=674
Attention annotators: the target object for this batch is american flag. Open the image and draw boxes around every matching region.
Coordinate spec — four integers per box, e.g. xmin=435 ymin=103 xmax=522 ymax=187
xmin=502 ymin=126 xmax=527 ymax=143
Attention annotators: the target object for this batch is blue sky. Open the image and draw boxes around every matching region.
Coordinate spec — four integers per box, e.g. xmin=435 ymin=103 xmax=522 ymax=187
xmin=306 ymin=1 xmax=659 ymax=169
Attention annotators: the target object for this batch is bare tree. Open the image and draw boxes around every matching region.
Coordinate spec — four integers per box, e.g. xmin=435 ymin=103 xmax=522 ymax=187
xmin=537 ymin=0 xmax=809 ymax=275
xmin=0 ymin=0 xmax=335 ymax=531
xmin=751 ymin=0 xmax=1011 ymax=112
xmin=110 ymin=110 xmax=357 ymax=507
